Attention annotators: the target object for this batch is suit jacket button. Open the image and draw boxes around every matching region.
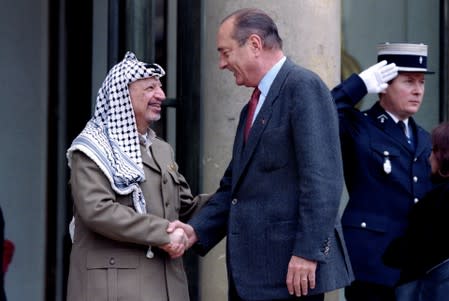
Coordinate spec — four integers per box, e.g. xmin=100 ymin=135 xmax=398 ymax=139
xmin=414 ymin=198 xmax=419 ymax=203
xmin=163 ymin=175 xmax=168 ymax=184
xmin=231 ymin=199 xmax=238 ymax=205
xmin=109 ymin=257 xmax=115 ymax=265
xmin=360 ymin=222 xmax=367 ymax=228
xmin=413 ymin=176 xmax=418 ymax=183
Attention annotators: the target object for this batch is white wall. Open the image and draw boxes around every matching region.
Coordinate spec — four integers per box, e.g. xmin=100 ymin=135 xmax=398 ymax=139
xmin=0 ymin=0 xmax=48 ymax=300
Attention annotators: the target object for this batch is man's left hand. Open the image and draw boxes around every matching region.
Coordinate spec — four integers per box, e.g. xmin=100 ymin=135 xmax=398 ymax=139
xmin=286 ymin=255 xmax=317 ymax=297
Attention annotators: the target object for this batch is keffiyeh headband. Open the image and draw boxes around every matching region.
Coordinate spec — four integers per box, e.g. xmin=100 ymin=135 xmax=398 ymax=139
xmin=67 ymin=51 xmax=165 ymax=258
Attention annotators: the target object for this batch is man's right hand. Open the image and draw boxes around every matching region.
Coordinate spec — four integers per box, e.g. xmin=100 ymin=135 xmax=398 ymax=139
xmin=167 ymin=220 xmax=198 ymax=249
xmin=160 ymin=227 xmax=187 ymax=258
xmin=358 ymin=60 xmax=398 ymax=93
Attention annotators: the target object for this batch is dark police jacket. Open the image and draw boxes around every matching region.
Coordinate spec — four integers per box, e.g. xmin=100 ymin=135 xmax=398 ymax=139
xmin=332 ymin=74 xmax=433 ymax=287
xmin=383 ymin=180 xmax=449 ymax=285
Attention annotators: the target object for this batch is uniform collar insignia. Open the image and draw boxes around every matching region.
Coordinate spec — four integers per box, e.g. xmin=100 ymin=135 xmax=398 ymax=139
xmin=377 ymin=114 xmax=389 ymax=123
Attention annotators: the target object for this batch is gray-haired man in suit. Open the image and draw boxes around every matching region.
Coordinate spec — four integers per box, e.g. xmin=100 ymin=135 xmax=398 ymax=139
xmin=169 ymin=8 xmax=353 ymax=301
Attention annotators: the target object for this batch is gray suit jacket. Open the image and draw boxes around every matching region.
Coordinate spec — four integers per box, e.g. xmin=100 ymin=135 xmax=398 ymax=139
xmin=190 ymin=59 xmax=354 ymax=299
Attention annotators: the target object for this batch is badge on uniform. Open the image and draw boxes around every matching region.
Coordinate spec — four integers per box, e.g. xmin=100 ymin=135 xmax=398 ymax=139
xmin=383 ymin=150 xmax=392 ymax=174
xmin=168 ymin=162 xmax=177 ymax=172
xmin=377 ymin=114 xmax=388 ymax=124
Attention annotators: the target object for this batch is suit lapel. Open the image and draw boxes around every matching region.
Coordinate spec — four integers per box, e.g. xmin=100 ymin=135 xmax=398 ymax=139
xmin=140 ymin=144 xmax=161 ymax=173
xmin=232 ymin=59 xmax=293 ymax=190
xmin=411 ymin=118 xmax=430 ymax=157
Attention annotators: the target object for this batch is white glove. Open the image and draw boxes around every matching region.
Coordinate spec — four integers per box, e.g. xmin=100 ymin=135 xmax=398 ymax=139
xmin=358 ymin=60 xmax=399 ymax=93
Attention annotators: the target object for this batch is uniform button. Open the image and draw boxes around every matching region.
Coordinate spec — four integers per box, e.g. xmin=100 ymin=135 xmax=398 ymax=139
xmin=361 ymin=222 xmax=367 ymax=228
xmin=165 ymin=202 xmax=169 ymax=207
xmin=383 ymin=151 xmax=389 ymax=156
xmin=231 ymin=198 xmax=238 ymax=205
xmin=414 ymin=157 xmax=418 ymax=162
xmin=414 ymin=198 xmax=419 ymax=204
xmin=109 ymin=257 xmax=115 ymax=265
xmin=163 ymin=175 xmax=168 ymax=184
xmin=413 ymin=176 xmax=418 ymax=183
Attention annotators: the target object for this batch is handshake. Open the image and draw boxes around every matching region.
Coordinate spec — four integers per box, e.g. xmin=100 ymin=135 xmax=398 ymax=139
xmin=159 ymin=220 xmax=198 ymax=259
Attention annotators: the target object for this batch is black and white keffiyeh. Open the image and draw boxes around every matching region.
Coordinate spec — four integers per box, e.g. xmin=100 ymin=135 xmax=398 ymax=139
xmin=67 ymin=51 xmax=165 ymax=257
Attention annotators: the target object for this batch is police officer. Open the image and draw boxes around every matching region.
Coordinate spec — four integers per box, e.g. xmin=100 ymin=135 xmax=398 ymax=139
xmin=332 ymin=42 xmax=434 ymax=301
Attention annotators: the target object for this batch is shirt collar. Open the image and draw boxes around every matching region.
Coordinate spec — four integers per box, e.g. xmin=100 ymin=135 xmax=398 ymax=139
xmin=385 ymin=111 xmax=409 ymax=126
xmin=258 ymin=56 xmax=286 ymax=97
xmin=138 ymin=128 xmax=156 ymax=148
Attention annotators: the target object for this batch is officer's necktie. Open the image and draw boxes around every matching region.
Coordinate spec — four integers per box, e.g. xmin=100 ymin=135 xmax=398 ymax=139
xmin=244 ymin=88 xmax=261 ymax=143
xmin=397 ymin=120 xmax=411 ymax=144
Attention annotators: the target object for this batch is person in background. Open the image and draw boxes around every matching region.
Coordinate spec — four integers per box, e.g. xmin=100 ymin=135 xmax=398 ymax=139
xmin=0 ymin=205 xmax=14 ymax=301
xmin=66 ymin=52 xmax=205 ymax=301
xmin=332 ymin=42 xmax=434 ymax=301
xmin=382 ymin=121 xmax=449 ymax=301
xmin=0 ymin=205 xmax=5 ymax=301
xmin=2 ymin=240 xmax=14 ymax=277
xmin=169 ymin=8 xmax=353 ymax=301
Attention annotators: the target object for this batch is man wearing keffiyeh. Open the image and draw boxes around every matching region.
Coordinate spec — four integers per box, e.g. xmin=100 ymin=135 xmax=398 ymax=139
xmin=66 ymin=52 xmax=205 ymax=301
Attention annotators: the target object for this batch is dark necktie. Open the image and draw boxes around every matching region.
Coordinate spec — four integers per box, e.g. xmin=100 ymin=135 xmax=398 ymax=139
xmin=397 ymin=120 xmax=411 ymax=144
xmin=244 ymin=88 xmax=261 ymax=143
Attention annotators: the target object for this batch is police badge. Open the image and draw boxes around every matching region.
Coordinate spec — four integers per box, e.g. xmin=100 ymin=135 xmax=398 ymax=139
xmin=383 ymin=150 xmax=392 ymax=174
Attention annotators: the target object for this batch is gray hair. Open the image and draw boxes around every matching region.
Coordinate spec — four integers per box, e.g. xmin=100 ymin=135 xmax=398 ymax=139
xmin=222 ymin=8 xmax=283 ymax=50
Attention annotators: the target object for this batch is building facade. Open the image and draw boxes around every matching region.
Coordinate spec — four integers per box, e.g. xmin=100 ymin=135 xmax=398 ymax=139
xmin=0 ymin=0 xmax=447 ymax=300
